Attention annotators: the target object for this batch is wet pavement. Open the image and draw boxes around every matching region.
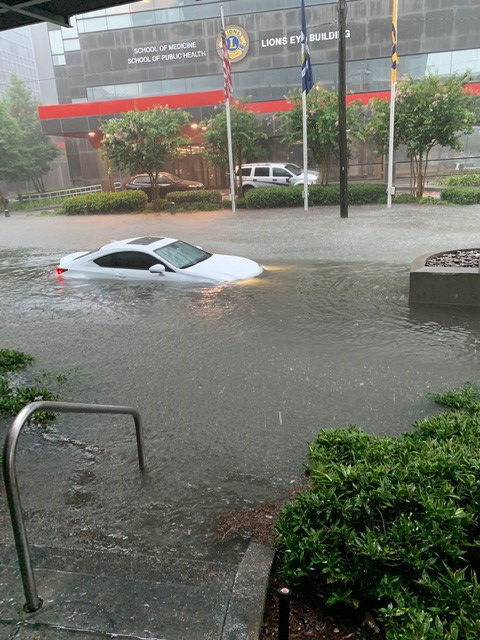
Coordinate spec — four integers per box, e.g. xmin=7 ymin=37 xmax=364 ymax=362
xmin=1 ymin=204 xmax=480 ymax=566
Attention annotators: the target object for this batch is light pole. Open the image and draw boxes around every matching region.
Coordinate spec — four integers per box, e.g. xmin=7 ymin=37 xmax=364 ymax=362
xmin=338 ymin=0 xmax=348 ymax=218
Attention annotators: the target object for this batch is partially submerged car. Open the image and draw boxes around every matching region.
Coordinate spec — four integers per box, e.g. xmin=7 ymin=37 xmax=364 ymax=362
xmin=56 ymin=237 xmax=263 ymax=284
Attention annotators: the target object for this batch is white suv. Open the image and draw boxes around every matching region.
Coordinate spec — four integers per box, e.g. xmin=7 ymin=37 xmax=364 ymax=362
xmin=236 ymin=163 xmax=319 ymax=192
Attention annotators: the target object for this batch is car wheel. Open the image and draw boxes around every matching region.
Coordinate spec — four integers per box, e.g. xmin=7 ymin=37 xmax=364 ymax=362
xmin=242 ymin=185 xmax=253 ymax=194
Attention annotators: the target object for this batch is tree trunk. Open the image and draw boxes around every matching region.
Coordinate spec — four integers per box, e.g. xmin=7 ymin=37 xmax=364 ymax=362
xmin=39 ymin=176 xmax=46 ymax=193
xmin=237 ymin=147 xmax=243 ymax=198
xmin=416 ymin=151 xmax=423 ymax=199
xmin=150 ymin=172 xmax=158 ymax=201
xmin=421 ymin=149 xmax=431 ymax=198
xmin=325 ymin=154 xmax=330 ymax=185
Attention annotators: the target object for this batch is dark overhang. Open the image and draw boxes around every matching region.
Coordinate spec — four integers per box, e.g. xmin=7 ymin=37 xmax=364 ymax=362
xmin=0 ymin=1 xmax=132 ymax=30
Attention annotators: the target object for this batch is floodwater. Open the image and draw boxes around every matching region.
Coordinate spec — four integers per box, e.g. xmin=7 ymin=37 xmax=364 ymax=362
xmin=1 ymin=239 xmax=480 ymax=563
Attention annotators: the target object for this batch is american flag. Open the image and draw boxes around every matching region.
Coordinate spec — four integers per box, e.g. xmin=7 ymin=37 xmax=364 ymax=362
xmin=221 ymin=29 xmax=233 ymax=100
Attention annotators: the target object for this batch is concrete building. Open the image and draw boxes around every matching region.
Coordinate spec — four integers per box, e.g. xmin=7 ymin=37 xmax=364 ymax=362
xmin=0 ymin=26 xmax=40 ymax=99
xmin=38 ymin=0 xmax=480 ymax=188
xmin=0 ymin=24 xmax=70 ymax=194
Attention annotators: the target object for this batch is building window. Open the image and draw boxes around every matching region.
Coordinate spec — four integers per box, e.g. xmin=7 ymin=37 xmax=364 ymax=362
xmin=52 ymin=54 xmax=66 ymax=66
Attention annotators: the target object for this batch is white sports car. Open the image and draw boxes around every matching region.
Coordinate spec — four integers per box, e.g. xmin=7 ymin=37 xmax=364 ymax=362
xmin=56 ymin=236 xmax=263 ymax=284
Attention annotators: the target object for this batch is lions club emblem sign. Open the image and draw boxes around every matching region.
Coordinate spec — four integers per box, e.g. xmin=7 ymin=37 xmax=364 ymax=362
xmin=216 ymin=25 xmax=249 ymax=63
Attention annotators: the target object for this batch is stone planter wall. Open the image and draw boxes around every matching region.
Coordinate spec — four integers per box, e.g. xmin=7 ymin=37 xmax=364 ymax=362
xmin=409 ymin=249 xmax=480 ymax=307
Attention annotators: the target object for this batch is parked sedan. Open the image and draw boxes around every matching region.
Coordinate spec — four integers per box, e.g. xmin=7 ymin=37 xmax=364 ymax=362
xmin=124 ymin=173 xmax=204 ymax=199
xmin=56 ymin=236 xmax=263 ymax=284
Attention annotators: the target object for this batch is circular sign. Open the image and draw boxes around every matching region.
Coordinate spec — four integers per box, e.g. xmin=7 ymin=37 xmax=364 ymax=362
xmin=216 ymin=25 xmax=249 ymax=63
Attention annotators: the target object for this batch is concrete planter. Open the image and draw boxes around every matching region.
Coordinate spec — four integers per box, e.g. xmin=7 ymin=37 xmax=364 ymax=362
xmin=409 ymin=249 xmax=480 ymax=307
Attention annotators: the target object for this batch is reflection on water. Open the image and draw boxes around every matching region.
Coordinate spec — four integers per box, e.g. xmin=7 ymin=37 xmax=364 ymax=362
xmin=0 ymin=247 xmax=479 ymax=561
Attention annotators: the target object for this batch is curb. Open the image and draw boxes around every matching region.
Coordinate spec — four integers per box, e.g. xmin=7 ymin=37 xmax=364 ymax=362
xmin=221 ymin=542 xmax=275 ymax=640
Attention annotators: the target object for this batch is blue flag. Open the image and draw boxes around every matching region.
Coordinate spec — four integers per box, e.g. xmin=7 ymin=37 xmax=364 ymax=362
xmin=301 ymin=0 xmax=314 ymax=93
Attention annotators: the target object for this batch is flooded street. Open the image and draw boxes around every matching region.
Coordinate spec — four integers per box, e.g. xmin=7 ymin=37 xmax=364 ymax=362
xmin=1 ymin=207 xmax=480 ymax=564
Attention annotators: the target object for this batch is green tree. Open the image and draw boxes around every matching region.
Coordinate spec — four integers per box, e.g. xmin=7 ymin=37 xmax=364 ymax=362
xmin=101 ymin=107 xmax=190 ymax=201
xmin=280 ymin=88 xmax=364 ymax=185
xmin=3 ymin=75 xmax=60 ymax=193
xmin=0 ymin=102 xmax=24 ymax=185
xmin=364 ymin=74 xmax=478 ymax=198
xmin=202 ymin=101 xmax=267 ymax=197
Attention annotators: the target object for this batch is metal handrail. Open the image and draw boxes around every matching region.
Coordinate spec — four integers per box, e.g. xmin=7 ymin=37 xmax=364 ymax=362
xmin=2 ymin=401 xmax=146 ymax=613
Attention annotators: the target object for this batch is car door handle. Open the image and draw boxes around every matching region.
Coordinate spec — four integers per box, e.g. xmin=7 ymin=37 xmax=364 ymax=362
xmin=114 ymin=272 xmax=126 ymax=278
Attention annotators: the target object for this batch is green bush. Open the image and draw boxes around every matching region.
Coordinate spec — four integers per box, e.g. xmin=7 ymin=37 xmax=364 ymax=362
xmin=245 ymin=186 xmax=303 ymax=209
xmin=0 ymin=348 xmax=60 ymax=427
xmin=0 ymin=349 xmax=33 ymax=374
xmin=417 ymin=196 xmax=448 ymax=205
xmin=276 ymin=385 xmax=480 ymax=639
xmin=62 ymin=191 xmax=147 ymax=214
xmin=176 ymin=202 xmax=221 ymax=212
xmin=244 ymin=183 xmax=387 ymax=209
xmin=441 ymin=187 xmax=480 ymax=205
xmin=223 ymin=197 xmax=247 ymax=210
xmin=168 ymin=190 xmax=222 ymax=205
xmin=394 ymin=193 xmax=417 ymax=204
xmin=347 ymin=182 xmax=387 ymax=204
xmin=441 ymin=173 xmax=480 ymax=187
xmin=146 ymin=198 xmax=169 ymax=212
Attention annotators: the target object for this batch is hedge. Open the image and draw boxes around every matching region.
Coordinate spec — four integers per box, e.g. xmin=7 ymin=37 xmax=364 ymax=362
xmin=62 ymin=191 xmax=147 ymax=214
xmin=276 ymin=384 xmax=480 ymax=640
xmin=441 ymin=187 xmax=480 ymax=205
xmin=168 ymin=190 xmax=222 ymax=205
xmin=441 ymin=173 xmax=480 ymax=188
xmin=245 ymin=183 xmax=387 ymax=208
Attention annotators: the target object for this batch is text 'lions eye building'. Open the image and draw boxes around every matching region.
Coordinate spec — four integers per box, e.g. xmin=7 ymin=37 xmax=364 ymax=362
xmin=38 ymin=0 xmax=480 ymax=188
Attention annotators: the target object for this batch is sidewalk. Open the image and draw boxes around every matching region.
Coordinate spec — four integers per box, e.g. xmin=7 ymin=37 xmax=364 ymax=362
xmin=0 ymin=543 xmax=273 ymax=639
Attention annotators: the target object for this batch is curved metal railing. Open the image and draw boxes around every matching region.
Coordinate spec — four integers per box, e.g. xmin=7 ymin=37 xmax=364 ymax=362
xmin=2 ymin=401 xmax=146 ymax=612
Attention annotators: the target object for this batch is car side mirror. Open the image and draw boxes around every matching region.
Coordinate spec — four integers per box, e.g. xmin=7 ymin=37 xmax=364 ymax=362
xmin=149 ymin=264 xmax=166 ymax=275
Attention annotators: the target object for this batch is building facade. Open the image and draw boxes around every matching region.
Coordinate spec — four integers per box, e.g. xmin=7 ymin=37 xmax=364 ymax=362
xmin=39 ymin=0 xmax=480 ymax=187
xmin=0 ymin=26 xmax=40 ymax=99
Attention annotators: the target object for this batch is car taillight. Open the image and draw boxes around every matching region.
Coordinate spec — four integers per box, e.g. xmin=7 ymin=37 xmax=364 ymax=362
xmin=55 ymin=267 xmax=68 ymax=275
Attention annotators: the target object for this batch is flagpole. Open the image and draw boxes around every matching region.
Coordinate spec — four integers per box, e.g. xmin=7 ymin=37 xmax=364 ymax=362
xmin=387 ymin=0 xmax=398 ymax=209
xmin=302 ymin=90 xmax=308 ymax=211
xmin=220 ymin=4 xmax=236 ymax=213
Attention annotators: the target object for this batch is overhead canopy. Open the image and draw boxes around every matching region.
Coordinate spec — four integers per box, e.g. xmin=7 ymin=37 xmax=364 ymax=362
xmin=0 ymin=0 xmax=132 ymax=30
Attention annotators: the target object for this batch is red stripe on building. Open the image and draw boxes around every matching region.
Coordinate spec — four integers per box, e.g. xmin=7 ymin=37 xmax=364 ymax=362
xmin=38 ymin=83 xmax=480 ymax=121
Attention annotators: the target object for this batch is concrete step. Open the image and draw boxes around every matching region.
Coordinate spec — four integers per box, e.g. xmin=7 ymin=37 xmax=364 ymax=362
xmin=0 ymin=544 xmax=237 ymax=640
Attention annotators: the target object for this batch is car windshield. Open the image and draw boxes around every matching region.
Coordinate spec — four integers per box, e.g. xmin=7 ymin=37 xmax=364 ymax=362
xmin=155 ymin=241 xmax=211 ymax=269
xmin=285 ymin=163 xmax=302 ymax=176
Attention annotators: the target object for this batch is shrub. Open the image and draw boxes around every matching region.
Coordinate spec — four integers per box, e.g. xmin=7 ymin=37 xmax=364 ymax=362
xmin=175 ymin=202 xmax=221 ymax=212
xmin=168 ymin=190 xmax=222 ymax=206
xmin=62 ymin=191 xmax=147 ymax=214
xmin=276 ymin=385 xmax=480 ymax=640
xmin=245 ymin=186 xmax=303 ymax=209
xmin=348 ymin=182 xmax=387 ymax=204
xmin=417 ymin=196 xmax=448 ymax=205
xmin=0 ymin=349 xmax=33 ymax=374
xmin=245 ymin=184 xmax=387 ymax=209
xmin=441 ymin=173 xmax=480 ymax=187
xmin=309 ymin=184 xmax=339 ymax=205
xmin=223 ymin=198 xmax=247 ymax=210
xmin=441 ymin=187 xmax=480 ymax=205
xmin=146 ymin=198 xmax=169 ymax=212
xmin=0 ymin=348 xmax=62 ymax=427
xmin=394 ymin=193 xmax=417 ymax=204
